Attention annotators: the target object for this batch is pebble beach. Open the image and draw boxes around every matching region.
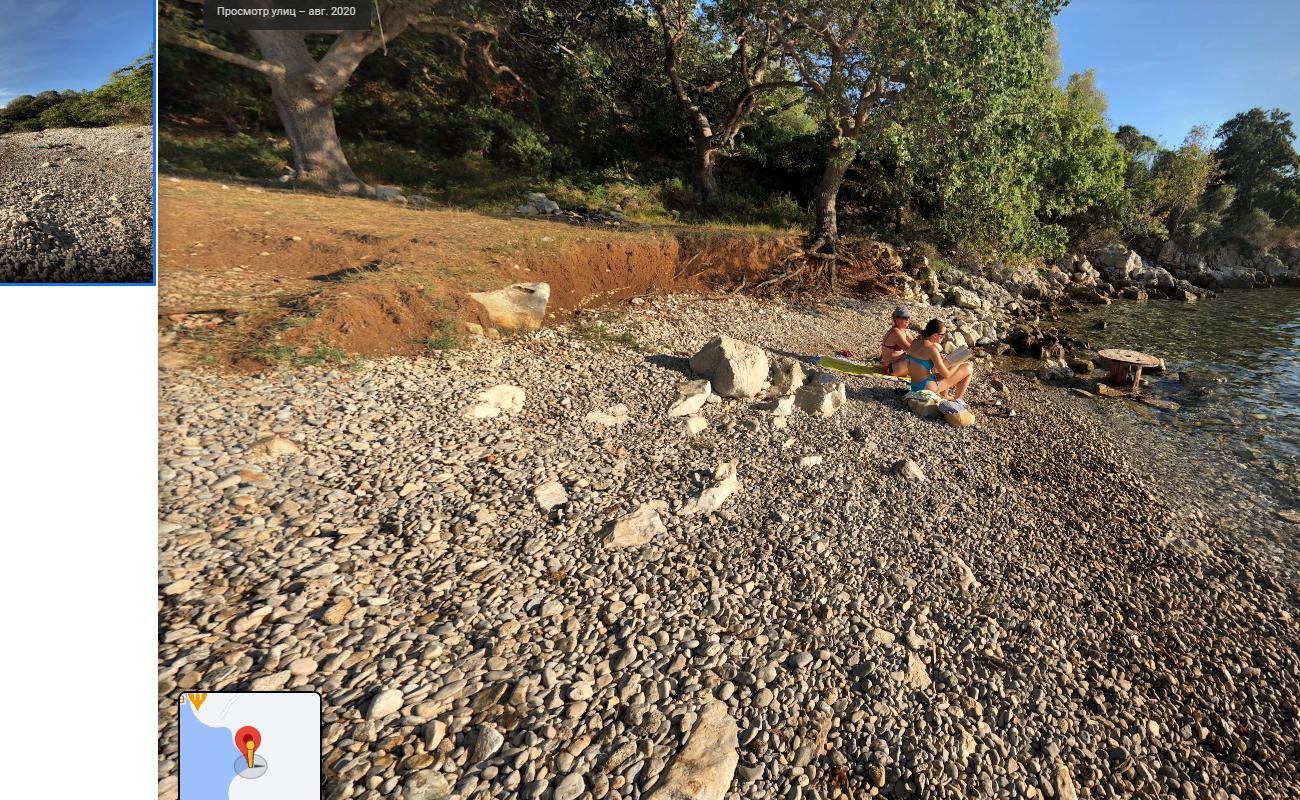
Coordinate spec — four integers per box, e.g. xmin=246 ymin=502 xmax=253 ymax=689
xmin=157 ymin=293 xmax=1300 ymax=800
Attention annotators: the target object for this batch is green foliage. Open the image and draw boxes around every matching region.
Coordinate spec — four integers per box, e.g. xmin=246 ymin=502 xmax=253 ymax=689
xmin=1031 ymin=71 xmax=1129 ymax=246
xmin=155 ymin=0 xmax=1300 ymax=259
xmin=1215 ymin=108 xmax=1299 ymax=218
xmin=160 ymin=132 xmax=291 ymax=179
xmin=0 ymin=51 xmax=152 ymax=133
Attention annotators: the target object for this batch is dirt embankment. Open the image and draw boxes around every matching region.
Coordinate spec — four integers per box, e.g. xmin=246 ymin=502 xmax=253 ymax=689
xmin=158 ymin=178 xmax=810 ymax=368
xmin=1 ymin=126 xmax=153 ymax=283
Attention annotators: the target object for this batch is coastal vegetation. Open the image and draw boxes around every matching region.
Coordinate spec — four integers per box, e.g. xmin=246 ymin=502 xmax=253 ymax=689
xmin=158 ymin=1 xmax=1297 ymax=260
xmin=0 ymin=51 xmax=153 ymax=134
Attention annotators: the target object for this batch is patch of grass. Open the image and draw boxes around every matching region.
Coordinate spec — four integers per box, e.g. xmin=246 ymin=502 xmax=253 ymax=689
xmin=248 ymin=341 xmax=358 ymax=368
xmin=178 ymin=327 xmax=216 ymax=341
xmin=160 ymin=131 xmax=291 ymax=181
xmin=423 ymin=320 xmax=463 ymax=351
xmin=571 ymin=316 xmax=647 ymax=352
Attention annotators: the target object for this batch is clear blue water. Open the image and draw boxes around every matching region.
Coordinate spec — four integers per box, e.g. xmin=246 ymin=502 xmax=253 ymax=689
xmin=1062 ymin=287 xmax=1300 ymax=504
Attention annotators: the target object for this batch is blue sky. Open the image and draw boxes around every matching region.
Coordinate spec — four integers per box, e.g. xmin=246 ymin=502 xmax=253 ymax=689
xmin=0 ymin=0 xmax=153 ymax=107
xmin=1056 ymin=0 xmax=1300 ymax=147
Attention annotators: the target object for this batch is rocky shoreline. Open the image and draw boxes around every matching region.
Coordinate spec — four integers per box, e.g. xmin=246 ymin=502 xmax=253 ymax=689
xmin=889 ymin=240 xmax=1300 ymax=363
xmin=158 ymin=292 xmax=1299 ymax=800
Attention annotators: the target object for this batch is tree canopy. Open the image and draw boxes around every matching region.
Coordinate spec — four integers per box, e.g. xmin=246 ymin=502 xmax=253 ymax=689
xmin=156 ymin=0 xmax=1300 ymax=258
xmin=0 ymin=51 xmax=152 ymax=134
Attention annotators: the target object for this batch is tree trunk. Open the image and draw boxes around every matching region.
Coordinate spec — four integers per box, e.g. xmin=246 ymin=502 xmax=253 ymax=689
xmin=692 ymin=143 xmax=720 ymax=205
xmin=811 ymin=138 xmax=855 ymax=251
xmin=251 ymin=30 xmax=370 ymax=196
xmin=268 ymin=80 xmax=368 ymax=194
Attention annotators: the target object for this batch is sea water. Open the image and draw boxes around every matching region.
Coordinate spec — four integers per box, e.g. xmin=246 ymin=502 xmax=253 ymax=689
xmin=1062 ymin=286 xmax=1300 ymax=505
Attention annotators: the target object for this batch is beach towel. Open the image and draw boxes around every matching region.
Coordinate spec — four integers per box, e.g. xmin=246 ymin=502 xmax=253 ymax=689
xmin=817 ymin=355 xmax=909 ymax=382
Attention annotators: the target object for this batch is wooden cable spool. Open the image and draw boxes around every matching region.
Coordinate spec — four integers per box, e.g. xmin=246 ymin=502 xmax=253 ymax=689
xmin=1097 ymin=348 xmax=1161 ymax=394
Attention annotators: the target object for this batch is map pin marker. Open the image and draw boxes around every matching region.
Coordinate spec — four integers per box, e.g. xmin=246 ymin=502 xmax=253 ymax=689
xmin=235 ymin=726 xmax=262 ymax=769
xmin=186 ymin=692 xmax=207 ymax=711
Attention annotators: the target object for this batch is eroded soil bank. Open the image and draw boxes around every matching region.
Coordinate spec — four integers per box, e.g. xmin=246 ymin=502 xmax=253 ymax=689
xmin=158 ymin=178 xmax=808 ymax=369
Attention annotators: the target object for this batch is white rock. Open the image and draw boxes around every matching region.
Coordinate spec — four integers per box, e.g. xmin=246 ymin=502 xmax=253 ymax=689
xmin=684 ymin=415 xmax=708 ymax=436
xmin=402 ymin=770 xmax=451 ymax=800
xmin=248 ymin=435 xmax=300 ymax=459
xmin=644 ymin=699 xmax=738 ymax=800
xmin=423 ymin=719 xmax=447 ymax=750
xmin=367 ymin=689 xmax=404 ymax=720
xmin=893 ymin=459 xmax=926 ymax=481
xmin=669 ymin=379 xmax=712 ymax=417
xmin=463 ymin=384 xmax=525 ymax=419
xmin=950 ymin=286 xmax=981 ymax=310
xmin=680 ymin=462 xmax=739 ymax=516
xmin=904 ymin=651 xmax=932 ymax=689
xmin=553 ymin=773 xmax=586 ymax=800
xmin=1055 ymin=762 xmax=1079 ymax=800
xmin=799 ymin=455 xmax=823 ymax=467
xmin=794 ymin=374 xmax=846 ymax=417
xmin=567 ymin=681 xmax=594 ymax=701
xmin=953 ymin=554 xmax=981 ymax=594
xmin=959 ymin=730 xmax=976 ymax=760
xmin=533 ymin=481 xmax=568 ymax=511
xmin=468 ymin=283 xmax=550 ymax=331
xmin=471 ymin=726 xmax=504 ymax=762
xmin=603 ymin=502 xmax=668 ymax=547
xmin=249 ymin=671 xmax=291 ymax=691
xmin=689 ymin=336 xmax=769 ymax=398
xmin=585 ymin=404 xmax=629 ymax=427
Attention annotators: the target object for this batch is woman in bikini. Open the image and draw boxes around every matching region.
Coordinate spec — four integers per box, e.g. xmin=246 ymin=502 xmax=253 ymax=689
xmin=880 ymin=306 xmax=914 ymax=376
xmin=906 ymin=319 xmax=973 ymax=400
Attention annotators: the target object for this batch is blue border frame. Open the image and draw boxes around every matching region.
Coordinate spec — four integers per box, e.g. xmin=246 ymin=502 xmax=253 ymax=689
xmin=0 ymin=4 xmax=158 ymax=287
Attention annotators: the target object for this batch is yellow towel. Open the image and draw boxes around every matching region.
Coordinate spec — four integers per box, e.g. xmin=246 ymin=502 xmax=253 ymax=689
xmin=816 ymin=356 xmax=908 ymax=382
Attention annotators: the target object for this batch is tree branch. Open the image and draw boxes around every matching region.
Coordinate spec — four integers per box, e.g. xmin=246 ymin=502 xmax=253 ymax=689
xmin=160 ymin=28 xmax=282 ymax=79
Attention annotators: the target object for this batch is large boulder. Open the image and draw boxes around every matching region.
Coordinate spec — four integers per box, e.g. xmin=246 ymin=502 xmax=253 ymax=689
xmin=689 ymin=336 xmax=768 ymax=398
xmin=644 ymin=699 xmax=739 ymax=800
xmin=515 ymin=191 xmax=560 ymax=215
xmin=1096 ymin=245 xmax=1143 ymax=281
xmin=1157 ymin=240 xmax=1182 ymax=267
xmin=1257 ymin=254 xmax=1289 ymax=278
xmin=468 ymin=283 xmax=550 ymax=331
xmin=794 ymin=373 xmax=846 ymax=417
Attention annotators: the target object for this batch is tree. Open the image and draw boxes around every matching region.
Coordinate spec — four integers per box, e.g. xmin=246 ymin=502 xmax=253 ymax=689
xmin=1150 ymin=126 xmax=1216 ymax=240
xmin=1032 ymin=70 xmax=1128 ymax=246
xmin=645 ymin=0 xmax=798 ymax=203
xmin=773 ymin=0 xmax=1061 ymax=252
xmin=160 ymin=1 xmax=519 ymax=194
xmin=1214 ymin=108 xmax=1299 ymax=220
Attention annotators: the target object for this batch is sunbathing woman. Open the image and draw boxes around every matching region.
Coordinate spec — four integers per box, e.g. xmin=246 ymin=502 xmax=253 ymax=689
xmin=906 ymin=319 xmax=973 ymax=400
xmin=880 ymin=306 xmax=914 ymax=376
